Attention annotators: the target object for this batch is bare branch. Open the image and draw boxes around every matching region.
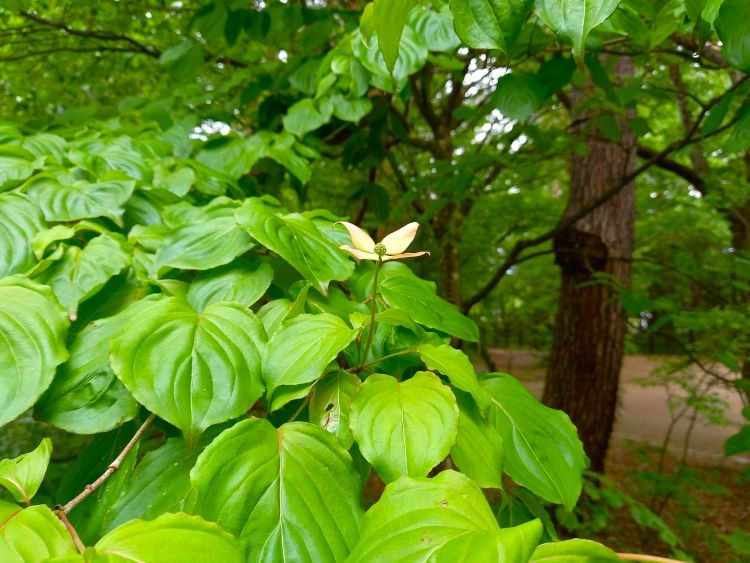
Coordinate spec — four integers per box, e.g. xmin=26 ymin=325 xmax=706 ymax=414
xmin=62 ymin=413 xmax=156 ymax=514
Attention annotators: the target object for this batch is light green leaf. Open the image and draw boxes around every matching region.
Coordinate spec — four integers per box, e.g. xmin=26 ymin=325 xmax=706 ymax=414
xmin=23 ymin=133 xmax=67 ymax=163
xmin=416 ymin=342 xmax=491 ymax=412
xmin=350 ymin=372 xmax=459 ymax=482
xmin=0 ymin=192 xmax=45 ymax=277
xmin=257 ymin=298 xmax=293 ymax=335
xmin=715 ymin=0 xmax=750 ymax=73
xmin=186 ymin=257 xmax=273 ymax=311
xmin=411 ymin=7 xmax=462 ymax=52
xmin=195 ymin=135 xmax=266 ymax=178
xmin=347 ymin=470 xmax=542 ymax=562
xmin=648 ymin=0 xmax=685 ymax=49
xmin=374 ymin=0 xmax=418 ymax=74
xmin=379 ymin=262 xmax=479 ymax=341
xmin=96 ymin=512 xmax=242 ymax=562
xmin=34 ymin=299 xmax=156 ymax=434
xmin=262 ymin=313 xmax=357 ymax=411
xmin=330 ymin=95 xmax=373 ymax=123
xmin=450 ymin=391 xmax=504 ymax=488
xmin=31 ymin=234 xmax=129 ymax=321
xmin=537 ymin=0 xmax=622 ymax=61
xmin=103 ymin=438 xmax=202 ymax=533
xmin=309 ymin=370 xmax=360 ymax=449
xmin=156 ymin=198 xmax=254 ymax=272
xmin=111 ymin=297 xmax=266 ymax=441
xmin=483 ymin=374 xmax=586 ymax=511
xmin=0 ymin=276 xmax=68 ymax=428
xmin=26 ymin=174 xmax=136 ymax=224
xmin=449 ymin=0 xmax=533 ymax=52
xmin=0 ymin=503 xmax=78 ymax=562
xmin=0 ymin=439 xmax=52 ymax=504
xmin=0 ymin=145 xmax=40 ymax=189
xmin=283 ymin=98 xmax=334 ymax=137
xmin=191 ymin=418 xmax=364 ymax=561
xmin=530 ymin=538 xmax=620 ymax=561
xmin=236 ymin=197 xmax=354 ymax=294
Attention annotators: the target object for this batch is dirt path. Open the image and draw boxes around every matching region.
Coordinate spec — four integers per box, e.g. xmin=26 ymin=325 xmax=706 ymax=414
xmin=484 ymin=350 xmax=750 ymax=468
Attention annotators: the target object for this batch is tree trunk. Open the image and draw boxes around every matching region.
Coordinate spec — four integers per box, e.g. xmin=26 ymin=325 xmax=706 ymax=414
xmin=543 ymin=58 xmax=636 ymax=472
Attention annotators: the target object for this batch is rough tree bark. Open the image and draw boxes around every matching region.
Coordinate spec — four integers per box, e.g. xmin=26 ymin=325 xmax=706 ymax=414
xmin=543 ymin=58 xmax=637 ymax=472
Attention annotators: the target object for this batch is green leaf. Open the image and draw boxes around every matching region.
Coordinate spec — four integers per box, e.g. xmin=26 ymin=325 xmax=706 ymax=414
xmin=374 ymin=0 xmax=418 ymax=75
xmin=95 ymin=512 xmax=242 ymax=562
xmin=483 ymin=374 xmax=586 ymax=510
xmin=648 ymin=0 xmax=685 ymax=49
xmin=103 ymin=438 xmax=202 ymax=532
xmin=715 ymin=0 xmax=750 ymax=73
xmin=195 ymin=136 xmax=265 ymax=178
xmin=449 ymin=0 xmax=533 ymax=52
xmin=0 ymin=276 xmax=68 ymax=428
xmin=186 ymin=257 xmax=273 ymax=311
xmin=450 ymin=391 xmax=503 ymax=488
xmin=190 ymin=418 xmax=364 ymax=561
xmin=725 ymin=424 xmax=750 ymax=456
xmin=350 ymin=372 xmax=459 ymax=482
xmin=530 ymin=538 xmax=620 ymax=561
xmin=0 ymin=438 xmax=52 ymax=504
xmin=492 ymin=73 xmax=543 ymax=121
xmin=31 ymin=234 xmax=130 ymax=321
xmin=416 ymin=342 xmax=491 ymax=411
xmin=411 ymin=6 xmax=462 ymax=52
xmin=379 ymin=262 xmax=479 ymax=341
xmin=0 ymin=192 xmax=45 ymax=277
xmin=0 ymin=503 xmax=78 ymax=562
xmin=262 ymin=313 xmax=357 ymax=411
xmin=348 ymin=470 xmax=543 ymax=562
xmin=34 ymin=299 xmax=155 ymax=434
xmin=537 ymin=0 xmax=622 ymax=61
xmin=283 ymin=98 xmax=334 ymax=137
xmin=111 ymin=297 xmax=266 ymax=441
xmin=236 ymin=197 xmax=354 ymax=294
xmin=309 ymin=370 xmax=360 ymax=449
xmin=26 ymin=174 xmax=136 ymax=224
xmin=156 ymin=198 xmax=255 ymax=272
xmin=160 ymin=39 xmax=205 ymax=79
xmin=0 ymin=145 xmax=40 ymax=189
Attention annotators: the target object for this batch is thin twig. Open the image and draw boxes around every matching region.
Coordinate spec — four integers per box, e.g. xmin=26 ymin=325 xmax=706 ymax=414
xmin=54 ymin=507 xmax=85 ymax=553
xmin=359 ymin=260 xmax=382 ymax=368
xmin=62 ymin=413 xmax=156 ymax=514
xmin=617 ymin=553 xmax=687 ymax=563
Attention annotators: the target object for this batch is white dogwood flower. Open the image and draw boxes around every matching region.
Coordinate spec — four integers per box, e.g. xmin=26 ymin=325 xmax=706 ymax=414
xmin=338 ymin=221 xmax=430 ymax=261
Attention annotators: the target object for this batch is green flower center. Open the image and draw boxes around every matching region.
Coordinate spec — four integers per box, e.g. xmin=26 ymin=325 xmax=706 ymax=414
xmin=373 ymin=243 xmax=387 ymax=257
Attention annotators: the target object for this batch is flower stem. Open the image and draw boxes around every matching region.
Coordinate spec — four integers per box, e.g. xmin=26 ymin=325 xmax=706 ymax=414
xmin=360 ymin=260 xmax=381 ymax=368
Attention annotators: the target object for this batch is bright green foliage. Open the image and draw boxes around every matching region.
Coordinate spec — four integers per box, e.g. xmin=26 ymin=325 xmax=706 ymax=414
xmin=0 ymin=276 xmax=68 ymax=427
xmin=350 ymin=372 xmax=459 ymax=482
xmin=93 ymin=513 xmax=243 ymax=563
xmin=7 ymin=0 xmax=746 ymax=556
xmin=0 ymin=192 xmax=45 ymax=277
xmin=111 ymin=298 xmax=266 ymax=441
xmin=309 ymin=370 xmax=360 ymax=449
xmin=450 ymin=0 xmax=533 ymax=53
xmin=484 ymin=374 xmax=586 ymax=511
xmin=530 ymin=538 xmax=620 ymax=561
xmin=0 ymin=502 xmax=78 ymax=562
xmin=262 ymin=313 xmax=357 ymax=410
xmin=0 ymin=439 xmax=52 ymax=505
xmin=450 ymin=391 xmax=504 ymax=488
xmin=537 ymin=0 xmax=622 ymax=61
xmin=191 ymin=418 xmax=364 ymax=561
xmin=348 ymin=471 xmax=542 ymax=561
